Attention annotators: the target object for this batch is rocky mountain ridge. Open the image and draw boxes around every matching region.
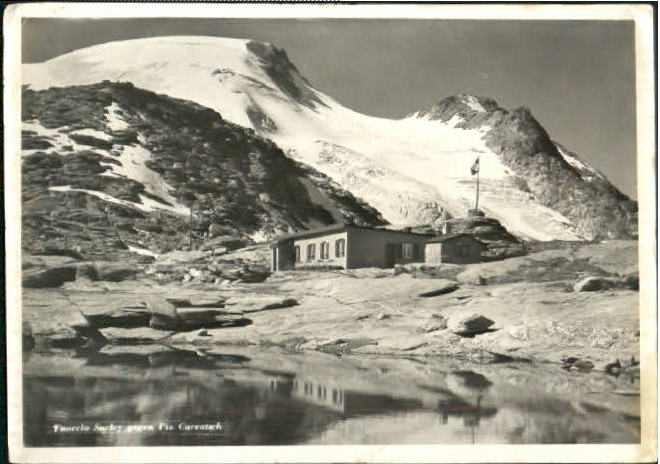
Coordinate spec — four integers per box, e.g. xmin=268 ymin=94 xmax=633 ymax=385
xmin=417 ymin=94 xmax=636 ymax=239
xmin=21 ymin=82 xmax=385 ymax=259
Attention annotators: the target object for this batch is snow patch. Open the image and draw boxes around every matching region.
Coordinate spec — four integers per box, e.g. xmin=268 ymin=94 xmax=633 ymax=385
xmin=556 ymin=143 xmax=605 ymax=181
xmin=127 ymin=244 xmax=159 ymax=258
xmin=445 ymin=115 xmax=464 ymax=127
xmin=248 ymin=230 xmax=271 ymax=244
xmin=102 ymin=144 xmax=189 ymax=215
xmin=69 ymin=128 xmax=112 ymax=141
xmin=22 ymin=121 xmax=104 ymax=156
xmin=105 ymin=102 xmax=130 ymax=131
xmin=48 ymin=185 xmax=187 ymax=216
xmin=463 ymin=95 xmax=486 ymax=113
xmin=138 ymin=193 xmax=187 ymax=216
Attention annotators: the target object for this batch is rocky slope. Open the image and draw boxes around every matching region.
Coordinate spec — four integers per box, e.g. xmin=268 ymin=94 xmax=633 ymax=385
xmin=23 ymin=36 xmax=637 ymax=241
xmin=21 ymin=82 xmax=385 ymax=259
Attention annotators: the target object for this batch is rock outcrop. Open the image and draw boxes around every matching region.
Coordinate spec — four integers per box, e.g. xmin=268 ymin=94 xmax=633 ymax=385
xmin=574 ymin=274 xmax=639 ymax=292
xmin=448 ymin=313 xmax=495 ymax=337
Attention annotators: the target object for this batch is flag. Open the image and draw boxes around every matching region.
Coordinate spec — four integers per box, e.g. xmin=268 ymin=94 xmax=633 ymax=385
xmin=470 ymin=157 xmax=480 ymax=176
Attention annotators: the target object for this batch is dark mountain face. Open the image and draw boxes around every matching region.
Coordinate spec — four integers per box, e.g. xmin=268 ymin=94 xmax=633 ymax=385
xmin=21 ymin=82 xmax=385 ymax=259
xmin=246 ymin=41 xmax=328 ymax=111
xmin=418 ymin=95 xmax=636 ymax=239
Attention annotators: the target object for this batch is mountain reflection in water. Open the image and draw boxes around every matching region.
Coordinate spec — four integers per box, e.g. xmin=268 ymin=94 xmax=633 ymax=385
xmin=23 ymin=346 xmax=640 ymax=446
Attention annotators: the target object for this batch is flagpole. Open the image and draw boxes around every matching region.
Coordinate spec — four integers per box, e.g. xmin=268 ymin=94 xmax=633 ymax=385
xmin=475 ymin=162 xmax=480 ymax=212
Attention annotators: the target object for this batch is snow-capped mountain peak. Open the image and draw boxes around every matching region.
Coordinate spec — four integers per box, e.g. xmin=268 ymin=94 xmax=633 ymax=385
xmin=23 ymin=36 xmax=635 ymax=240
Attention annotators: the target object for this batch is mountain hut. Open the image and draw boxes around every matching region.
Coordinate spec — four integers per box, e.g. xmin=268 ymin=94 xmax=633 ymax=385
xmin=425 ymin=232 xmax=485 ymax=265
xmin=271 ymin=224 xmax=432 ymax=271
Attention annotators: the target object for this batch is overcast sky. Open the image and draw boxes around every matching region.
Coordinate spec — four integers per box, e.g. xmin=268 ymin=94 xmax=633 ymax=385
xmin=22 ymin=18 xmax=637 ymax=198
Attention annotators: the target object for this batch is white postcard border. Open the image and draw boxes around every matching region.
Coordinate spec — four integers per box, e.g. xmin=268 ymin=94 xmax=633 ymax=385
xmin=4 ymin=3 xmax=656 ymax=463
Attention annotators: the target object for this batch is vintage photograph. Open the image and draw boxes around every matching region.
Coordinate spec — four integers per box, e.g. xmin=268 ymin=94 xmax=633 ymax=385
xmin=5 ymin=3 xmax=656 ymax=463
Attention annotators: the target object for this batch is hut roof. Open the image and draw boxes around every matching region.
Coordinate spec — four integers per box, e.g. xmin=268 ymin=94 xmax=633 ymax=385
xmin=274 ymin=223 xmax=433 ymax=243
xmin=426 ymin=232 xmax=485 ymax=245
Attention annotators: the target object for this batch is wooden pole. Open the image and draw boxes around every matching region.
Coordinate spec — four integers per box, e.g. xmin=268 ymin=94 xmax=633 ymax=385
xmin=189 ymin=209 xmax=193 ymax=249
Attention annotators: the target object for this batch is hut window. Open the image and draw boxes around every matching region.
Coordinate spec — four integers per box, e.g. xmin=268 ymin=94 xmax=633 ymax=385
xmin=320 ymin=241 xmax=330 ymax=259
xmin=335 ymin=238 xmax=346 ymax=257
xmin=402 ymin=243 xmax=415 ymax=259
xmin=294 ymin=245 xmax=301 ymax=262
xmin=307 ymin=243 xmax=316 ymax=261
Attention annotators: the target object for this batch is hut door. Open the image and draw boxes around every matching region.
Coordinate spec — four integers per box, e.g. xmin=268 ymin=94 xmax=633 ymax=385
xmin=385 ymin=243 xmax=397 ymax=267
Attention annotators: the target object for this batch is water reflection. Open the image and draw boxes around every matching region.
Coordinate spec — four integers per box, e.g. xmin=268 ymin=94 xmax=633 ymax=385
xmin=23 ymin=346 xmax=640 ymax=446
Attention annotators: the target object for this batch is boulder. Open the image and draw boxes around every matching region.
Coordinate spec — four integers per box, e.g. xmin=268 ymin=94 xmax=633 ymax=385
xmin=200 ymin=235 xmax=247 ymax=252
xmin=457 ymin=268 xmax=489 ymax=286
xmin=408 ymin=263 xmax=465 ymax=280
xmin=623 ymin=272 xmax=639 ymax=291
xmin=418 ymin=283 xmax=459 ymax=298
xmin=393 ymin=264 xmax=409 ymax=276
xmin=75 ymin=263 xmax=98 ymax=280
xmin=175 ymin=308 xmax=226 ymax=323
xmin=82 ymin=308 xmax=151 ymax=329
xmin=150 ymin=314 xmax=252 ymax=332
xmin=32 ymin=247 xmax=84 ymax=260
xmin=573 ymin=276 xmax=619 ymax=292
xmin=189 ymin=268 xmax=203 ymax=278
xmin=71 ymin=324 xmax=107 ymax=342
xmin=424 ymin=315 xmax=448 ymax=332
xmin=23 ymin=322 xmax=35 ymax=351
xmin=204 ymin=262 xmax=270 ymax=283
xmin=61 ymin=278 xmax=103 ymax=291
xmin=167 ymin=297 xmax=226 ymax=308
xmin=61 ymin=310 xmax=108 ymax=347
xmin=562 ymin=357 xmax=594 ymax=372
xmin=153 ymin=250 xmax=210 ymax=267
xmin=144 ymin=297 xmax=178 ymax=319
xmin=22 ymin=255 xmax=79 ymax=287
xmin=144 ymin=296 xmax=251 ymax=331
xmin=448 ymin=313 xmax=495 ymax=336
xmin=256 ymin=298 xmax=299 ymax=312
xmin=23 ymin=266 xmax=77 ymax=288
xmin=237 ymin=264 xmax=270 ymax=283
xmin=95 ymin=263 xmax=138 ymax=282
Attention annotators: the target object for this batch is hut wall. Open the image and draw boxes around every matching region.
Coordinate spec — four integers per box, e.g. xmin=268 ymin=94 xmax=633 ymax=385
xmin=293 ymin=231 xmax=348 ymax=269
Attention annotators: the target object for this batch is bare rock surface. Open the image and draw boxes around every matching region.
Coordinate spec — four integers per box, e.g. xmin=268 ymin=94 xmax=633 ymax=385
xmin=224 ymin=296 xmax=299 ymax=313
xmin=574 ymin=241 xmax=638 ymax=276
xmin=456 ymin=248 xmax=614 ymax=286
xmin=22 ymin=241 xmax=639 ymax=368
xmin=100 ymin=327 xmax=173 ymax=343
